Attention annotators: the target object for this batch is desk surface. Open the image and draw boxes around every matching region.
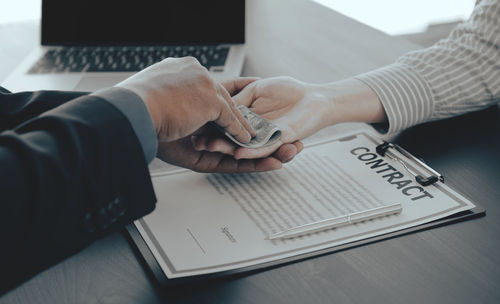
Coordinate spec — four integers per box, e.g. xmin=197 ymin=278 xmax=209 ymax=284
xmin=2 ymin=0 xmax=500 ymax=303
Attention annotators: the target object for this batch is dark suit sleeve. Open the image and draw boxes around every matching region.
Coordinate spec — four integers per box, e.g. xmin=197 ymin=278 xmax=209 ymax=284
xmin=0 ymin=86 xmax=88 ymax=131
xmin=0 ymin=88 xmax=157 ymax=293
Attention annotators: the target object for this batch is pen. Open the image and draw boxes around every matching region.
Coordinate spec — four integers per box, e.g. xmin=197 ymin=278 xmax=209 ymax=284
xmin=266 ymin=203 xmax=403 ymax=240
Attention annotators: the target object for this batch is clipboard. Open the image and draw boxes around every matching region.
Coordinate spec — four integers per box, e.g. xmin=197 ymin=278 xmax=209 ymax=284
xmin=125 ymin=131 xmax=486 ymax=285
xmin=126 ymin=206 xmax=484 ymax=285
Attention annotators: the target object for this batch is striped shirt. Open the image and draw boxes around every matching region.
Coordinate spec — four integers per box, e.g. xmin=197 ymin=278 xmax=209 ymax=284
xmin=355 ymin=0 xmax=500 ymax=134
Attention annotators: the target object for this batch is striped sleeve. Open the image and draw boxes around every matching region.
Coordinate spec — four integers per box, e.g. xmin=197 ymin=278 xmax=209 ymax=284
xmin=354 ymin=0 xmax=500 ymax=134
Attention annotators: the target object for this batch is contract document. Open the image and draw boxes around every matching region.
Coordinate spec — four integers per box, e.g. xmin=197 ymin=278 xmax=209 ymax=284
xmin=134 ymin=131 xmax=476 ymax=279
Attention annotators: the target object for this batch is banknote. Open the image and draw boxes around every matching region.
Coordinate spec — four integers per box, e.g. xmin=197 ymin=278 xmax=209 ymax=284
xmin=221 ymin=105 xmax=282 ymax=148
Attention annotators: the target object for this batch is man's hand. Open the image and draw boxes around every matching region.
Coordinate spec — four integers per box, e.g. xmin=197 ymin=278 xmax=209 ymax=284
xmin=156 ymin=126 xmax=285 ymax=173
xmin=117 ymin=59 xmax=303 ymax=172
xmin=116 ymin=57 xmax=255 ymax=143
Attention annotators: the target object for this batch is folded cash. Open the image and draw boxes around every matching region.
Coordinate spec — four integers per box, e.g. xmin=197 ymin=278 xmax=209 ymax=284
xmin=222 ymin=105 xmax=282 ymax=148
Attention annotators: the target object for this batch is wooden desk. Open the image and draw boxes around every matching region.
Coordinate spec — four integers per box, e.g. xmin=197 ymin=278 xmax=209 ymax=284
xmin=2 ymin=0 xmax=499 ymax=303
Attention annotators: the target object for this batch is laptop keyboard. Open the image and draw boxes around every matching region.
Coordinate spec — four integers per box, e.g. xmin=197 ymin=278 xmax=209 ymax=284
xmin=28 ymin=45 xmax=230 ymax=74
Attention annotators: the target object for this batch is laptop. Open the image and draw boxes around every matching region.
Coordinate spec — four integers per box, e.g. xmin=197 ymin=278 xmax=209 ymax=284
xmin=3 ymin=0 xmax=245 ymax=92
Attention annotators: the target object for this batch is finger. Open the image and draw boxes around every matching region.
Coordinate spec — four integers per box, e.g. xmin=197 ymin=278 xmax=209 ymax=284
xmin=190 ymin=135 xmax=208 ymax=151
xmin=190 ymin=149 xmax=283 ymax=173
xmin=254 ymin=157 xmax=283 ymax=172
xmin=273 ymin=141 xmax=305 ymax=163
xmin=234 ymin=140 xmax=283 ymax=159
xmin=227 ymin=95 xmax=257 ymax=137
xmin=273 ymin=143 xmax=298 ymax=163
xmin=215 ymin=156 xmax=282 ymax=173
xmin=231 ymin=84 xmax=257 ymax=107
xmin=221 ymin=77 xmax=260 ymax=96
xmin=191 ymin=135 xmax=237 ymax=155
xmin=215 ymin=84 xmax=256 ymax=141
xmin=219 ymin=84 xmax=257 ymax=137
xmin=295 ymin=141 xmax=304 ymax=153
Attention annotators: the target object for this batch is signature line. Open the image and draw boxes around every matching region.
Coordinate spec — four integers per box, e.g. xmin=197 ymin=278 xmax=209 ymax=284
xmin=186 ymin=228 xmax=206 ymax=254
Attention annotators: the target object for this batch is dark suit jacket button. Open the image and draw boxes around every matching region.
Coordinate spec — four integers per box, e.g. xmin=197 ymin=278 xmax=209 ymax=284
xmin=83 ymin=213 xmax=96 ymax=233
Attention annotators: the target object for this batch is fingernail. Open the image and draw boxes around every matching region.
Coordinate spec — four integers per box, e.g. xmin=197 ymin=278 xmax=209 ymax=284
xmin=247 ymin=131 xmax=253 ymax=142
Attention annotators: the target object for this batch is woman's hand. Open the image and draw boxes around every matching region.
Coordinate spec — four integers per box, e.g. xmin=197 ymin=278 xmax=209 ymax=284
xmin=192 ymin=76 xmax=386 ymax=160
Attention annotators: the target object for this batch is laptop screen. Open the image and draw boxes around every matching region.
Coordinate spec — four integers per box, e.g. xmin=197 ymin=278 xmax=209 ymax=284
xmin=41 ymin=0 xmax=245 ymax=45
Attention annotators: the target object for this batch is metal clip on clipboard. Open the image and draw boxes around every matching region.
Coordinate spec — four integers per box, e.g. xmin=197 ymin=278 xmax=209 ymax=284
xmin=376 ymin=141 xmax=444 ymax=186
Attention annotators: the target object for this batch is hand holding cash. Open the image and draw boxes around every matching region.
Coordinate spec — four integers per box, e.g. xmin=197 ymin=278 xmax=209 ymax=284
xmin=197 ymin=76 xmax=334 ymax=160
xmin=221 ymin=105 xmax=282 ymax=148
xmin=191 ymin=77 xmax=305 ymax=163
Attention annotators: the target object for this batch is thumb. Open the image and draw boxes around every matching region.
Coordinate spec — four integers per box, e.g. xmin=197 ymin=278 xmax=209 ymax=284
xmin=231 ymin=82 xmax=257 ymax=107
xmin=221 ymin=77 xmax=259 ymax=96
